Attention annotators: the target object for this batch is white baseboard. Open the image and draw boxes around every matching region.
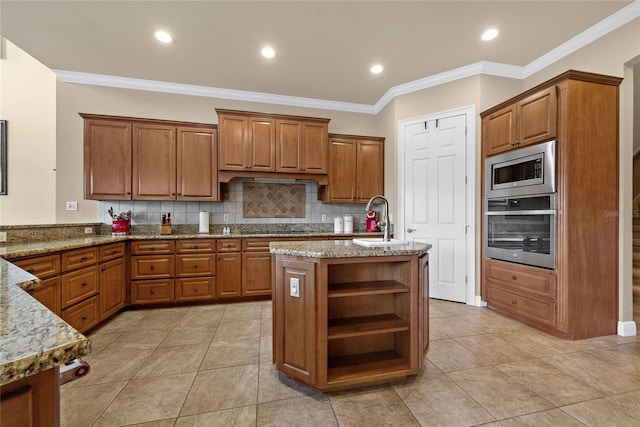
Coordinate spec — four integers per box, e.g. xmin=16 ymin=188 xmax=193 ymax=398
xmin=469 ymin=295 xmax=487 ymax=307
xmin=618 ymin=321 xmax=637 ymax=336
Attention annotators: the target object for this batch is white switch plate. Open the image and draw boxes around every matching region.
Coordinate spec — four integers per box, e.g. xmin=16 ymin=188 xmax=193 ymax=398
xmin=66 ymin=201 xmax=78 ymax=211
xmin=223 ymin=213 xmax=229 ymax=222
xmin=289 ymin=277 xmax=300 ymax=298
xmin=84 ymin=227 xmax=93 ymax=234
xmin=0 ymin=232 xmax=6 ymax=242
xmin=321 ymin=214 xmax=327 ymax=222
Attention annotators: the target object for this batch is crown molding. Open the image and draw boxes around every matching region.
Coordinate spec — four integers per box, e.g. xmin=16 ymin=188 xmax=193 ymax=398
xmin=53 ymin=70 xmax=376 ymax=114
xmin=53 ymin=1 xmax=640 ymax=116
xmin=523 ymin=0 xmax=640 ymax=78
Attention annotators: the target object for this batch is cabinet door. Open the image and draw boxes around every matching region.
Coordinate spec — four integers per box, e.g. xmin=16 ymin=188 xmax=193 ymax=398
xmin=302 ymin=122 xmax=328 ymax=174
xmin=482 ymin=105 xmax=516 ymax=156
xmin=242 ymin=251 xmax=273 ymax=296
xmin=516 ymin=86 xmax=557 ymax=147
xmin=356 ymin=140 xmax=384 ymax=203
xmin=327 ymin=138 xmax=357 ymax=203
xmin=218 ymin=114 xmax=248 ymax=171
xmin=276 ymin=120 xmax=303 ymax=173
xmin=249 ymin=117 xmax=276 ymax=171
xmin=132 ymin=124 xmax=176 ymax=200
xmin=83 ymin=119 xmax=133 ymax=200
xmin=100 ymin=258 xmax=125 ymax=321
xmin=29 ymin=277 xmax=61 ymax=317
xmin=131 ymin=279 xmax=175 ymax=304
xmin=273 ymin=258 xmax=316 ymax=385
xmin=177 ymin=127 xmax=218 ymax=201
xmin=216 ymin=252 xmax=242 ymax=298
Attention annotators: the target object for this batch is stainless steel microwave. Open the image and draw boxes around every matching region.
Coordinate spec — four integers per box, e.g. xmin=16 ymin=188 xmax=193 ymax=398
xmin=485 ymin=140 xmax=556 ymax=198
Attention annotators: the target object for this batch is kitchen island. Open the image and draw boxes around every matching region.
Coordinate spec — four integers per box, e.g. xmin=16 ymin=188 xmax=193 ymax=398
xmin=270 ymin=239 xmax=430 ymax=391
xmin=0 ymin=258 xmax=91 ymax=426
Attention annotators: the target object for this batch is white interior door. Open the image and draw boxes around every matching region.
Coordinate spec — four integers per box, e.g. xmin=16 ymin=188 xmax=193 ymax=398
xmin=403 ymin=113 xmax=468 ymax=302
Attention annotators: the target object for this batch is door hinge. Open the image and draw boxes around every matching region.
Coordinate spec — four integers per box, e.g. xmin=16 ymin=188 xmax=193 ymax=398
xmin=465 ymin=275 xmax=468 ymax=283
xmin=465 ymin=176 xmax=467 ymax=184
xmin=435 ymin=119 xmax=439 ymax=128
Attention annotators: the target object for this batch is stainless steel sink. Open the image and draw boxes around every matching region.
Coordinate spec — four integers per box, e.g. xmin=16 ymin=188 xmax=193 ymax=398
xmin=352 ymin=238 xmax=407 ymax=247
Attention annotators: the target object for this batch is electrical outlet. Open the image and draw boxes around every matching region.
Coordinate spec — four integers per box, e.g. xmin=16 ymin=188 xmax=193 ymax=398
xmin=66 ymin=201 xmax=78 ymax=211
xmin=223 ymin=213 xmax=229 ymax=222
xmin=0 ymin=232 xmax=6 ymax=242
xmin=84 ymin=227 xmax=93 ymax=234
xmin=321 ymin=214 xmax=327 ymax=222
xmin=289 ymin=277 xmax=300 ymax=298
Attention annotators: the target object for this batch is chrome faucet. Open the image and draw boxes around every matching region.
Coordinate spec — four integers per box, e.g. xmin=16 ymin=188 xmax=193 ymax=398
xmin=364 ymin=195 xmax=391 ymax=241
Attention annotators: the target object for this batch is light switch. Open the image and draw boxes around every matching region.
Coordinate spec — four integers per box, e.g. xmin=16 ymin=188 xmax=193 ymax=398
xmin=290 ymin=277 xmax=300 ymax=298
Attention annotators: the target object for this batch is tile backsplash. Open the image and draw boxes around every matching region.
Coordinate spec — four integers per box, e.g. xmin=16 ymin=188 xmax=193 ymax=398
xmin=99 ymin=179 xmax=369 ymax=229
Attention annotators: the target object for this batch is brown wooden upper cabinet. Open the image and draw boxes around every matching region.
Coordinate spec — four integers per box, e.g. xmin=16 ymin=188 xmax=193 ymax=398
xmin=218 ymin=112 xmax=276 ymax=172
xmin=482 ymin=86 xmax=557 ymax=157
xmin=322 ymin=135 xmax=384 ymax=204
xmin=216 ymin=109 xmax=329 ymax=176
xmin=82 ymin=114 xmax=218 ymax=201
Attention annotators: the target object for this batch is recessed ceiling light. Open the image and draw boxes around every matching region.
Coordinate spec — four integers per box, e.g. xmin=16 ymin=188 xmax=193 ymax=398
xmin=261 ymin=46 xmax=276 ymax=59
xmin=155 ymin=30 xmax=173 ymax=44
xmin=481 ymin=28 xmax=499 ymax=41
xmin=371 ymin=64 xmax=384 ymax=74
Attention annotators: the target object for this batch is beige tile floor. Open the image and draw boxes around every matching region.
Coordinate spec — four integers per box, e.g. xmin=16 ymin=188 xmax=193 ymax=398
xmin=61 ymin=299 xmax=640 ymax=427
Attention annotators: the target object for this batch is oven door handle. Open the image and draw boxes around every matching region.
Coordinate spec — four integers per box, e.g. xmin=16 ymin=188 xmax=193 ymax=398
xmin=485 ymin=210 xmax=556 ymax=216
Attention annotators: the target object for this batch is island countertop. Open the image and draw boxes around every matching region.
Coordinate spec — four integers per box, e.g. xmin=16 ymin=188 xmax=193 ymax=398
xmin=269 ymin=239 xmax=431 ymax=258
xmin=0 ymin=259 xmax=90 ymax=386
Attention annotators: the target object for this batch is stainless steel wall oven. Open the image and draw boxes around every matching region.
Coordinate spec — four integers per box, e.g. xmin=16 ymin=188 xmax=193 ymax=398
xmin=484 ymin=140 xmax=557 ymax=269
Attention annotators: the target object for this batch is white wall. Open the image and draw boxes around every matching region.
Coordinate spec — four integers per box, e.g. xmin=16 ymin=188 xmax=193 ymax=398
xmin=0 ymin=38 xmax=56 ymax=224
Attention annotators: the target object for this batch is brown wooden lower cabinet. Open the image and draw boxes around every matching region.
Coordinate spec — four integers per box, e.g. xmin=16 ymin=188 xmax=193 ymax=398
xmin=216 ymin=252 xmax=242 ymax=298
xmin=273 ymin=253 xmax=428 ymax=391
xmin=100 ymin=257 xmax=126 ymax=320
xmin=62 ymin=294 xmax=100 ymax=332
xmin=131 ymin=279 xmax=175 ymax=304
xmin=0 ymin=368 xmax=58 ymax=427
xmin=28 ymin=277 xmax=61 ymax=316
xmin=175 ymin=277 xmax=216 ymax=302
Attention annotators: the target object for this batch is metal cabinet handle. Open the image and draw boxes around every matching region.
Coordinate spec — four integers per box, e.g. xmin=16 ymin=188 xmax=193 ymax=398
xmin=81 ymin=281 xmax=88 ymax=287
xmin=150 ymin=265 xmax=155 ymax=270
xmin=81 ymin=256 xmax=87 ymax=261
xmin=193 ymin=287 xmax=198 ymax=292
xmin=26 ymin=268 xmax=35 ymax=273
xmin=82 ymin=315 xmax=88 ymax=320
xmin=511 ymin=299 xmax=517 ymax=304
xmin=407 ymin=228 xmax=416 ymax=233
xmin=193 ymin=264 xmax=198 ymax=268
xmin=150 ymin=289 xmax=155 ymax=294
xmin=511 ymin=275 xmax=517 ymax=280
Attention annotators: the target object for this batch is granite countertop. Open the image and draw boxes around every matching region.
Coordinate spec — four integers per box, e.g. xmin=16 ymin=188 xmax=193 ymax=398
xmin=269 ymin=239 xmax=431 ymax=258
xmin=0 ymin=231 xmax=377 ymax=260
xmin=0 ymin=259 xmax=91 ymax=386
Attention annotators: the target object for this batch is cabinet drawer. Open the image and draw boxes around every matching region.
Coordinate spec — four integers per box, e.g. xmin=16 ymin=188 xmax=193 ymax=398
xmin=61 ymin=266 xmax=99 ymax=308
xmin=131 ymin=279 xmax=175 ymax=304
xmin=13 ymin=254 xmax=60 ymax=279
xmin=485 ymin=260 xmax=556 ymax=299
xmin=176 ymin=254 xmax=215 ymax=277
xmin=131 ymin=255 xmax=175 ymax=279
xmin=28 ymin=277 xmax=61 ymax=316
xmin=485 ymin=283 xmax=555 ymax=328
xmin=176 ymin=239 xmax=215 ymax=254
xmin=131 ymin=240 xmax=175 ymax=255
xmin=217 ymin=239 xmax=241 ymax=252
xmin=62 ymin=247 xmax=98 ymax=272
xmin=175 ymin=277 xmax=215 ymax=302
xmin=62 ymin=295 xmax=99 ymax=333
xmin=100 ymin=242 xmax=126 ymax=261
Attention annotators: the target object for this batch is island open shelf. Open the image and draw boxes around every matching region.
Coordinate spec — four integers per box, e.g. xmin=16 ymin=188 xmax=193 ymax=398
xmin=270 ymin=239 xmax=430 ymax=391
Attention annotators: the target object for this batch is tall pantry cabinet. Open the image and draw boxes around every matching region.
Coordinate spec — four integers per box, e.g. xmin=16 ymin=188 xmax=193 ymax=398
xmin=481 ymin=70 xmax=622 ymax=340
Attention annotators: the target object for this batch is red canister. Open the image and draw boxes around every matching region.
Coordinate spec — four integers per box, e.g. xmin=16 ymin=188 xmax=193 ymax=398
xmin=111 ymin=219 xmax=130 ymax=235
xmin=365 ymin=211 xmax=378 ymax=232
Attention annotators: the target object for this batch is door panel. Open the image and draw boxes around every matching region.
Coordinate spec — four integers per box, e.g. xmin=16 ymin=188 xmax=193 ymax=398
xmin=403 ymin=114 xmax=467 ymax=302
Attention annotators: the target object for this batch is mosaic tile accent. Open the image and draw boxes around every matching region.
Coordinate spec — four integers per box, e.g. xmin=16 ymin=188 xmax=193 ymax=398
xmin=242 ymin=182 xmax=305 ymax=218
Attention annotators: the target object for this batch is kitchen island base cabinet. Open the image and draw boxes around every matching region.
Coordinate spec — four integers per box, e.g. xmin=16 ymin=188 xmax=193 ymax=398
xmin=273 ymin=250 xmax=428 ymax=392
xmin=0 ymin=367 xmax=59 ymax=427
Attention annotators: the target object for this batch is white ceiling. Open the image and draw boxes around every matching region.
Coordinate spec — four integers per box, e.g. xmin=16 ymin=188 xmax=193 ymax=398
xmin=0 ymin=1 xmax=636 ymax=109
